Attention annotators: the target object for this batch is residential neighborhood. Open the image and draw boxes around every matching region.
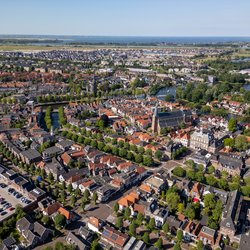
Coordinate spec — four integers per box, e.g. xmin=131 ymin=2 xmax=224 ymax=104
xmin=0 ymin=35 xmax=250 ymax=250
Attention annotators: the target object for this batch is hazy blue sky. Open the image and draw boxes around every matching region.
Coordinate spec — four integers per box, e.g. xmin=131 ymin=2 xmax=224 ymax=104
xmin=1 ymin=0 xmax=250 ymax=36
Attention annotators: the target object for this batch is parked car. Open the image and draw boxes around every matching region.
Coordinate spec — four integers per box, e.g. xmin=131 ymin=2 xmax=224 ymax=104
xmin=8 ymin=188 xmax=14 ymax=193
xmin=0 ymin=211 xmax=7 ymax=216
xmin=8 ymin=207 xmax=15 ymax=211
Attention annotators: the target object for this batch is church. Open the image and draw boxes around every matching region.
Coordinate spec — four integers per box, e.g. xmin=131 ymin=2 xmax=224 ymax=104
xmin=151 ymin=106 xmax=192 ymax=134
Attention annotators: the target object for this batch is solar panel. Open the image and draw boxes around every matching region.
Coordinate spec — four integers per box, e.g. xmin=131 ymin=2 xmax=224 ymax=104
xmin=111 ymin=234 xmax=118 ymax=240
xmin=102 ymin=230 xmax=110 ymax=237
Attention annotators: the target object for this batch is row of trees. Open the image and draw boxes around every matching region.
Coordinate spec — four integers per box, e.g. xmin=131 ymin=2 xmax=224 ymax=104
xmin=45 ymin=106 xmax=52 ymax=130
xmin=204 ymin=194 xmax=223 ymax=230
xmin=172 ymin=162 xmax=243 ymax=193
xmin=58 ymin=106 xmax=67 ymax=126
xmin=224 ymin=135 xmax=250 ymax=151
xmin=0 ymin=205 xmax=26 ymax=240
xmin=62 ymin=126 xmax=162 ymax=167
xmin=113 ymin=204 xmax=164 ymax=249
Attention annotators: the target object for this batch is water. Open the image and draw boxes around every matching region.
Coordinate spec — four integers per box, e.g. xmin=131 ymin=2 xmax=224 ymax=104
xmin=232 ymin=58 xmax=250 ymax=63
xmin=1 ymin=35 xmax=250 ymax=45
xmin=38 ymin=112 xmax=60 ymax=131
xmin=51 ymin=112 xmax=60 ymax=129
xmin=244 ymin=84 xmax=250 ymax=91
xmin=156 ymin=86 xmax=176 ymax=101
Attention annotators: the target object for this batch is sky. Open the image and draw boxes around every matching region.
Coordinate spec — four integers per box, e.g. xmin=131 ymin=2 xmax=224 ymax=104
xmin=0 ymin=0 xmax=250 ymax=37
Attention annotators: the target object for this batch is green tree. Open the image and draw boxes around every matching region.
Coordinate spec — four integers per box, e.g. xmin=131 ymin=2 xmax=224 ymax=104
xmin=154 ymin=238 xmax=163 ymax=250
xmin=142 ymin=232 xmax=150 ymax=245
xmin=218 ymin=178 xmax=229 ymax=190
xmin=48 ymin=172 xmax=54 ymax=183
xmin=114 ymin=202 xmax=119 ymax=214
xmin=185 ymin=206 xmax=196 ymax=220
xmin=224 ymin=138 xmax=235 ymax=148
xmin=116 ymin=217 xmax=123 ymax=228
xmin=228 ymin=118 xmax=237 ymax=132
xmin=166 ymin=192 xmax=181 ymax=212
xmin=135 ymin=154 xmax=143 ymax=163
xmin=136 ymin=212 xmax=144 ymax=226
xmin=204 ymin=194 xmax=216 ymax=211
xmin=124 ymin=207 xmax=131 ymax=219
xmin=67 ymin=183 xmax=73 ymax=193
xmin=70 ymin=195 xmax=77 ymax=207
xmin=206 ymin=175 xmax=218 ymax=187
xmin=148 ymin=217 xmax=156 ymax=231
xmin=91 ymin=239 xmax=101 ymax=250
xmin=54 ymin=214 xmax=66 ymax=229
xmin=138 ymin=146 xmax=145 ymax=154
xmin=178 ymin=203 xmax=185 ymax=214
xmin=177 ymin=229 xmax=183 ymax=242
xmin=92 ymin=192 xmax=98 ymax=205
xmin=129 ymin=222 xmax=136 ymax=236
xmin=41 ymin=215 xmax=50 ymax=225
xmin=173 ymin=242 xmax=181 ymax=250
xmin=155 ymin=150 xmax=163 ymax=160
xmin=173 ymin=166 xmax=186 ymax=177
xmin=143 ymin=155 xmax=154 ymax=167
xmin=197 ymin=240 xmax=204 ymax=250
xmin=81 ymin=202 xmax=86 ymax=213
xmin=60 ymin=190 xmax=67 ymax=203
xmin=207 ymin=165 xmax=215 ymax=174
xmin=162 ymin=222 xmax=170 ymax=234
xmin=84 ymin=189 xmax=90 ymax=201
xmin=235 ymin=135 xmax=249 ymax=151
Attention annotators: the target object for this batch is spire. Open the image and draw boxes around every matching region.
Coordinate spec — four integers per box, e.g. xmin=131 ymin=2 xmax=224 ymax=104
xmin=154 ymin=103 xmax=158 ymax=117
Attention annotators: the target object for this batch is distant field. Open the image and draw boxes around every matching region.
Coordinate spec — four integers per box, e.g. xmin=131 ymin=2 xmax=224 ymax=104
xmin=0 ymin=44 xmax=222 ymax=52
xmin=233 ymin=49 xmax=250 ymax=58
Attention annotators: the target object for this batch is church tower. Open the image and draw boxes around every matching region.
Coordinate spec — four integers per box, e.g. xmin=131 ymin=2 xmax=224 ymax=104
xmin=152 ymin=105 xmax=158 ymax=133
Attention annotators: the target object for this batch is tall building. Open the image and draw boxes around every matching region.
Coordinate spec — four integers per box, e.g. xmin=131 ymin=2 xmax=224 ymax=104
xmin=151 ymin=106 xmax=192 ymax=134
xmin=190 ymin=130 xmax=214 ymax=151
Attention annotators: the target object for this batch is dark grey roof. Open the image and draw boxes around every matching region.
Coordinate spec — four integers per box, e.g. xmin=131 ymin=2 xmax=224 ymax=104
xmin=157 ymin=110 xmax=192 ymax=118
xmin=220 ymin=190 xmax=242 ymax=232
xmin=240 ymin=234 xmax=250 ymax=250
xmin=219 ymin=153 xmax=243 ymax=169
xmin=33 ymin=221 xmax=51 ymax=237
xmin=60 ymin=168 xmax=87 ymax=180
xmin=200 ymin=226 xmax=215 ymax=237
xmin=21 ymin=148 xmax=41 ymax=160
xmin=17 ymin=216 xmax=33 ymax=232
xmin=23 ymin=230 xmax=39 ymax=246
xmin=2 ymin=237 xmax=16 ymax=248
xmin=56 ymin=140 xmax=74 ymax=148
xmin=0 ymin=164 xmax=7 ymax=174
xmin=166 ymin=215 xmax=182 ymax=229
xmin=29 ymin=187 xmax=46 ymax=198
xmin=45 ymin=158 xmax=66 ymax=175
xmin=43 ymin=146 xmax=62 ymax=155
xmin=78 ymin=226 xmax=92 ymax=241
xmin=66 ymin=232 xmax=89 ymax=250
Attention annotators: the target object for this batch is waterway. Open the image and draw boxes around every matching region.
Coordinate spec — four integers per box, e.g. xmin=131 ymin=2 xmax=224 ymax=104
xmin=38 ymin=112 xmax=60 ymax=131
xmin=155 ymin=86 xmax=176 ymax=101
xmin=243 ymin=84 xmax=250 ymax=91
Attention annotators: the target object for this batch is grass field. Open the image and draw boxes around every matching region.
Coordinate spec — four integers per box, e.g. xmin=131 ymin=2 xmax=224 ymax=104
xmin=0 ymin=44 xmax=222 ymax=52
xmin=232 ymin=49 xmax=250 ymax=58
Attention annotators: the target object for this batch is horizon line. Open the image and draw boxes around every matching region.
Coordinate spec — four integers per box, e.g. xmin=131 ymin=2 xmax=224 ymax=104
xmin=1 ymin=34 xmax=250 ymax=38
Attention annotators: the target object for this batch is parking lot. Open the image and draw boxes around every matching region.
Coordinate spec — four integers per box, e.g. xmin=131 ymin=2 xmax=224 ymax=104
xmin=0 ymin=183 xmax=31 ymax=221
